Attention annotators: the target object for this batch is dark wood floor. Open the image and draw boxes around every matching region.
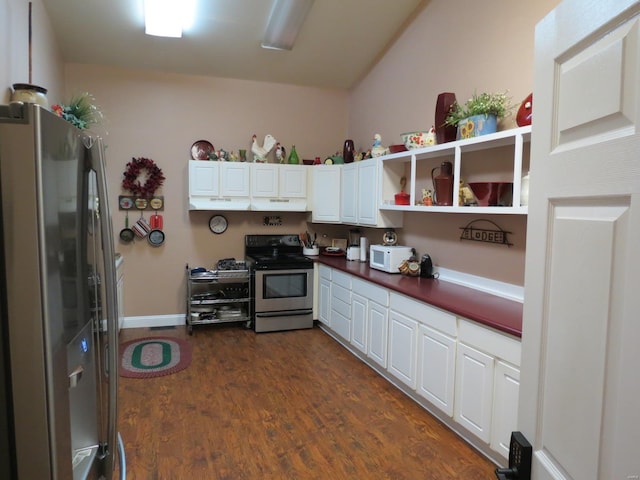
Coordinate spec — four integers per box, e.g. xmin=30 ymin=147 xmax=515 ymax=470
xmin=116 ymin=324 xmax=495 ymax=479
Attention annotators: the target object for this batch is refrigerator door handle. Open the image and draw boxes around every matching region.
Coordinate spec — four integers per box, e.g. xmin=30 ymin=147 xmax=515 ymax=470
xmin=68 ymin=365 xmax=84 ymax=389
xmin=89 ymin=135 xmax=120 ymax=477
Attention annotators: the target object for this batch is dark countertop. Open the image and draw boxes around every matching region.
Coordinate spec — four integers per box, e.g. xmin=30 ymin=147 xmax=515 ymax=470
xmin=315 ymin=255 xmax=522 ymax=338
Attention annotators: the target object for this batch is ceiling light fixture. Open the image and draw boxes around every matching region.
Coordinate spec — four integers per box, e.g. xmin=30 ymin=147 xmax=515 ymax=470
xmin=261 ymin=0 xmax=314 ymax=51
xmin=144 ymin=0 xmax=196 ymax=38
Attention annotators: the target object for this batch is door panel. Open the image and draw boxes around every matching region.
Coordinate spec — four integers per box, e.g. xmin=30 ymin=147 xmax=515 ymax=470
xmin=521 ymin=1 xmax=640 ymax=479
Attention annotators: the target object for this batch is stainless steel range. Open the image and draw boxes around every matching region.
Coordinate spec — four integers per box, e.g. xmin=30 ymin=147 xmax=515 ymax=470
xmin=245 ymin=234 xmax=314 ymax=333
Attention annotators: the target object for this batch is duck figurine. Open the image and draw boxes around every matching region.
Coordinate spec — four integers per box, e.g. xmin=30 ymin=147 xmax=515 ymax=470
xmin=371 ymin=133 xmax=389 ymax=158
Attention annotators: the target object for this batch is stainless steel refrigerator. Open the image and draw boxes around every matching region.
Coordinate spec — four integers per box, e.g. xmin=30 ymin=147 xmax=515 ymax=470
xmin=0 ymin=102 xmax=125 ymax=479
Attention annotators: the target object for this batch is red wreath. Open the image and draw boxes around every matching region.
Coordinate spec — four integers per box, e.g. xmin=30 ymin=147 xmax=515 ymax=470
xmin=122 ymin=157 xmax=165 ymax=196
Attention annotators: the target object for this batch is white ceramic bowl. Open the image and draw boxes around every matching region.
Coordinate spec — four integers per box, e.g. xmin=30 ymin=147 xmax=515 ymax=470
xmin=302 ymin=246 xmax=319 ymax=256
xmin=401 ymin=131 xmax=436 ymax=149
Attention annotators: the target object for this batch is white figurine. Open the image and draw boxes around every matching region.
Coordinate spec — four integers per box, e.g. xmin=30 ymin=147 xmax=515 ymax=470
xmin=371 ymin=133 xmax=389 ymax=158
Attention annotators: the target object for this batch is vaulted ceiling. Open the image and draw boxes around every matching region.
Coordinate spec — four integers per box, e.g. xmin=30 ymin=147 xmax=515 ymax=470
xmin=42 ymin=0 xmax=427 ymax=90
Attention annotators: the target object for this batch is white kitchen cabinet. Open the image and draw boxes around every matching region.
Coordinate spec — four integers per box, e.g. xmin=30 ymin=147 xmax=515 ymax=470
xmin=318 ymin=265 xmax=331 ymax=327
xmin=351 ymin=292 xmax=367 ymax=353
xmin=367 ymin=300 xmax=388 ymax=368
xmin=340 ymin=158 xmax=403 ymax=227
xmin=454 ymin=342 xmax=494 ymax=443
xmin=491 ymin=360 xmax=520 ymax=458
xmin=341 ymin=163 xmax=358 ymax=224
xmin=329 ymin=269 xmax=352 ymax=341
xmin=379 ymin=126 xmax=531 ymax=215
xmin=188 ymin=160 xmax=250 ymax=210
xmin=387 ymin=309 xmax=418 ymax=389
xmin=417 ymin=324 xmax=456 ymax=417
xmin=250 ymin=163 xmax=307 ymax=211
xmin=309 ymin=165 xmax=342 ymax=223
xmin=455 ymin=318 xmax=521 ymax=447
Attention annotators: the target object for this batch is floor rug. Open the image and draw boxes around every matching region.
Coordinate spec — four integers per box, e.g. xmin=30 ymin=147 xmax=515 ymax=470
xmin=119 ymin=337 xmax=192 ymax=378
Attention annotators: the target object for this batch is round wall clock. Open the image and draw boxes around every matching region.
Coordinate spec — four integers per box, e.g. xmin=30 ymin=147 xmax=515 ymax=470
xmin=209 ymin=215 xmax=228 ymax=234
xmin=382 ymin=230 xmax=398 ymax=246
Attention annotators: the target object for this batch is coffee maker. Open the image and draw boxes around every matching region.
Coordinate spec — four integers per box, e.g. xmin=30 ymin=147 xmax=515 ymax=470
xmin=420 ymin=254 xmax=435 ymax=278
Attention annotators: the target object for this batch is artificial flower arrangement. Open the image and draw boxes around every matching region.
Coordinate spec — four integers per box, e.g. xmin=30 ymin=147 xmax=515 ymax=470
xmin=52 ymin=92 xmax=103 ymax=130
xmin=444 ymin=91 xmax=513 ymax=127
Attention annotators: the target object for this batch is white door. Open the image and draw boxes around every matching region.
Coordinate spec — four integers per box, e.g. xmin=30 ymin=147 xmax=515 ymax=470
xmin=341 ymin=163 xmax=358 ymax=223
xmin=357 ymin=160 xmax=378 ymax=225
xmin=520 ymin=1 xmax=640 ymax=478
xmin=221 ymin=162 xmax=250 ymax=197
xmin=188 ymin=160 xmax=219 ymax=196
xmin=280 ymin=165 xmax=307 ymax=198
xmin=351 ymin=292 xmax=367 ymax=353
xmin=311 ymin=166 xmax=341 ymax=222
xmin=251 ymin=163 xmax=278 ymax=197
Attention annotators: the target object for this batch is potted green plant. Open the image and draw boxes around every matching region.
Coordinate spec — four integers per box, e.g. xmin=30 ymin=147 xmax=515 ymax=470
xmin=444 ymin=91 xmax=512 ymax=140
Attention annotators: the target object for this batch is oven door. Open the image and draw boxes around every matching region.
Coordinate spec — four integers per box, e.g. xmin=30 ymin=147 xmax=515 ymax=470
xmin=254 ymin=268 xmax=313 ymax=313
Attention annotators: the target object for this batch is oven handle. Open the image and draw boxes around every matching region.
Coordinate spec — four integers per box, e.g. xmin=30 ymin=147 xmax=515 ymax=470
xmin=255 ymin=309 xmax=313 ymax=318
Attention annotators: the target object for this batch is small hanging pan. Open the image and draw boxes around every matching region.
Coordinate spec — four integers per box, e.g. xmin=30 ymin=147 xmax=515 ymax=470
xmin=119 ymin=211 xmax=134 ymax=243
xmin=148 ymin=211 xmax=165 ymax=247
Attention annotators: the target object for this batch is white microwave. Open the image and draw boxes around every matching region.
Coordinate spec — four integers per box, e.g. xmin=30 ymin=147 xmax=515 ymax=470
xmin=369 ymin=245 xmax=413 ymax=273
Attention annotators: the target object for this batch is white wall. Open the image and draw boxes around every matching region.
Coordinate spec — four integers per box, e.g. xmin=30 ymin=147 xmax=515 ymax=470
xmin=1 ymin=0 xmax=64 ymax=104
xmin=65 ymin=63 xmax=349 ymax=317
xmin=348 ymin=0 xmax=560 ymax=285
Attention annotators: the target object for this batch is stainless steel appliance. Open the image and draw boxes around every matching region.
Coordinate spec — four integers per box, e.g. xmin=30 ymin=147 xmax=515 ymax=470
xmin=245 ymin=234 xmax=314 ymax=333
xmin=0 ymin=103 xmax=125 ymax=479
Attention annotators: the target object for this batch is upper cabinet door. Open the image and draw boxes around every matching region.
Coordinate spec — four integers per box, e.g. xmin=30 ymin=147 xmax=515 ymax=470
xmin=221 ymin=163 xmax=250 ymax=197
xmin=189 ymin=161 xmax=219 ymax=197
xmin=251 ymin=163 xmax=279 ymax=198
xmin=340 ymin=163 xmax=358 ymax=224
xmin=311 ymin=165 xmax=341 ymax=222
xmin=357 ymin=160 xmax=378 ymax=225
xmin=280 ymin=165 xmax=307 ymax=198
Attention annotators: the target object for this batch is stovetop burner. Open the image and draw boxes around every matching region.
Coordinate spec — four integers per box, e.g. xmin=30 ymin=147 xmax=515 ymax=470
xmin=245 ymin=234 xmax=313 ymax=270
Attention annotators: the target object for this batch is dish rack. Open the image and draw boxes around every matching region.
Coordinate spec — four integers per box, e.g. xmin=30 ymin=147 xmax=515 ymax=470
xmin=185 ymin=263 xmax=252 ymax=334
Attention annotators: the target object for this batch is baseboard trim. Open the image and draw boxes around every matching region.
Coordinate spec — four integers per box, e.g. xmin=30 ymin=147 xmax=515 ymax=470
xmin=122 ymin=314 xmax=184 ymax=329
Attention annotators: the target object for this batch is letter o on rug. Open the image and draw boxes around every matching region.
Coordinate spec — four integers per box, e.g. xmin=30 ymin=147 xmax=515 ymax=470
xmin=119 ymin=337 xmax=192 ymax=378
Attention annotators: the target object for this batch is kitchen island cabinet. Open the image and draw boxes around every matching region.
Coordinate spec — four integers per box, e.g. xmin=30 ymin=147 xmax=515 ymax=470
xmin=315 ymin=257 xmax=521 ymax=463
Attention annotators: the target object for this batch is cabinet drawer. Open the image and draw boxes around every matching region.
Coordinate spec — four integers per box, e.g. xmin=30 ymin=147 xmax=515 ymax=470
xmin=319 ymin=264 xmax=332 ymax=281
xmin=458 ymin=318 xmax=521 ymax=366
xmin=331 ymin=296 xmax=351 ymax=319
xmin=332 ymin=269 xmax=351 ymax=289
xmin=331 ymin=282 xmax=351 ymax=305
xmin=352 ymin=277 xmax=388 ymax=306
xmin=390 ymin=292 xmax=456 ymax=336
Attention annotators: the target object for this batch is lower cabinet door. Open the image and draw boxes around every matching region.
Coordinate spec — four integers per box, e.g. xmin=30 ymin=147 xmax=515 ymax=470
xmin=351 ymin=293 xmax=367 ymax=353
xmin=490 ymin=360 xmax=520 ymax=458
xmin=388 ymin=310 xmax=418 ymax=389
xmin=318 ymin=277 xmax=331 ymax=327
xmin=417 ymin=324 xmax=456 ymax=417
xmin=454 ymin=342 xmax=494 ymax=443
xmin=368 ymin=301 xmax=388 ymax=368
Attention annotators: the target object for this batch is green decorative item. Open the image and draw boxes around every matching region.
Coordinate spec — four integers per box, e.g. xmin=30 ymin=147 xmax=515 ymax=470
xmin=52 ymin=92 xmax=103 ymax=130
xmin=288 ymin=144 xmax=300 ymax=164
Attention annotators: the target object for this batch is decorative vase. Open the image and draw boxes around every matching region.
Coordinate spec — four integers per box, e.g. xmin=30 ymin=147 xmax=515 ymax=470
xmin=434 ymin=92 xmax=457 ymax=144
xmin=516 ymin=93 xmax=533 ymax=127
xmin=431 ymin=161 xmax=454 ymax=206
xmin=287 ymin=144 xmax=299 ymax=164
xmin=457 ymin=114 xmax=497 ymax=140
xmin=343 ymin=139 xmax=355 ymax=163
xmin=11 ymin=83 xmax=49 ymax=108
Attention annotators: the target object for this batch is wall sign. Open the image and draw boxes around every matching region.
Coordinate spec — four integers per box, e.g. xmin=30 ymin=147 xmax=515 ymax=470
xmin=459 ymin=219 xmax=512 ymax=247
